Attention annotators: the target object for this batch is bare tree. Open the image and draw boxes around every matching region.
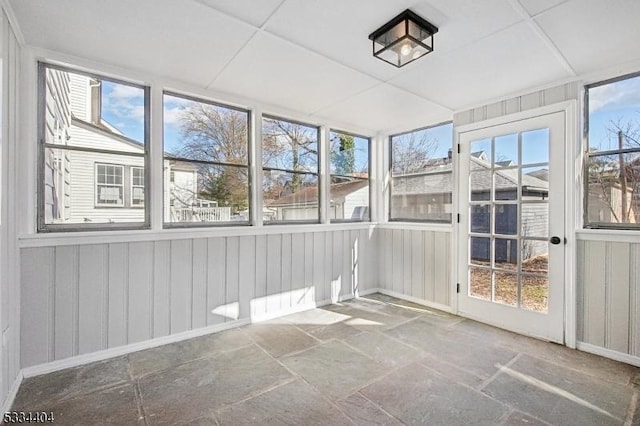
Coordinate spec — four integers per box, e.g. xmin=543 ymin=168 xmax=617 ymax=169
xmin=588 ymin=118 xmax=640 ymax=223
xmin=262 ymin=119 xmax=318 ymax=193
xmin=392 ymin=131 xmax=438 ymax=174
xmin=172 ymin=103 xmax=249 ymax=212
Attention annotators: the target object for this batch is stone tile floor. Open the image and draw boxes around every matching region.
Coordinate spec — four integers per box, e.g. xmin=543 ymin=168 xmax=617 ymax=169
xmin=12 ymin=294 xmax=640 ymax=425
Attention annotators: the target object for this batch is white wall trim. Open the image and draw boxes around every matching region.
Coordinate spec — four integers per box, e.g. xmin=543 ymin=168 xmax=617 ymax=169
xmin=576 ymin=342 xmax=640 ymax=367
xmin=377 ymin=222 xmax=453 ymax=233
xmin=21 ymin=318 xmax=251 ymax=379
xmin=576 ymin=230 xmax=640 ymax=243
xmin=18 ymin=222 xmax=377 ymax=248
xmin=1 ymin=371 xmax=23 ymax=413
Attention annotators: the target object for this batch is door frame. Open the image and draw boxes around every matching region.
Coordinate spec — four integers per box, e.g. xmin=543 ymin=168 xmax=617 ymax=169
xmin=452 ymin=101 xmax=577 ymax=347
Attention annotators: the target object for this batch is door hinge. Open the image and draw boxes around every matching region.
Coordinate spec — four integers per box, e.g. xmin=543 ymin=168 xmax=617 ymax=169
xmin=457 ymin=213 xmax=461 ymax=223
xmin=457 ymin=144 xmax=461 ymax=154
xmin=456 ymin=283 xmax=460 ymax=293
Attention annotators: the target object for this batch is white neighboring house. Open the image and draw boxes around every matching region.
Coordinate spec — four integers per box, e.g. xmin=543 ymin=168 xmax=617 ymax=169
xmin=266 ymin=179 xmax=369 ymax=221
xmin=43 ymin=69 xmax=230 ymax=225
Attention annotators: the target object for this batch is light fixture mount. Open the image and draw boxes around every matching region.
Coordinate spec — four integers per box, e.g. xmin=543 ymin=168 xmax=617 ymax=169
xmin=368 ymin=9 xmax=438 ymax=68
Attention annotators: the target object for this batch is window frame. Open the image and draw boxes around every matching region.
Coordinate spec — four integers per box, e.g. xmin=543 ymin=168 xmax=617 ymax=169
xmin=261 ymin=114 xmax=321 ymax=225
xmin=328 ymin=129 xmax=371 ymax=223
xmin=388 ymin=121 xmax=454 ymax=224
xmin=37 ymin=62 xmax=151 ymax=232
xmin=584 ymin=71 xmax=640 ymax=230
xmin=130 ymin=166 xmax=145 ymax=208
xmin=95 ymin=163 xmax=125 ymax=207
xmin=162 ymin=90 xmax=252 ymax=228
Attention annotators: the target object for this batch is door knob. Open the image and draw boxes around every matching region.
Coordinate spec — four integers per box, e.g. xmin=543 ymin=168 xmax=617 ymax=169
xmin=549 ymin=236 xmax=562 ymax=245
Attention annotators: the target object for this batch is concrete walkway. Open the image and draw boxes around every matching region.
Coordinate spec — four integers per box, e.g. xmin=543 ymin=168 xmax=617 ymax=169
xmin=12 ymin=294 xmax=640 ymax=425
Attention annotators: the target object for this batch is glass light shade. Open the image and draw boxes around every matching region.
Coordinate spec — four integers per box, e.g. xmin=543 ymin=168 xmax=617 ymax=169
xmin=369 ymin=9 xmax=438 ymax=68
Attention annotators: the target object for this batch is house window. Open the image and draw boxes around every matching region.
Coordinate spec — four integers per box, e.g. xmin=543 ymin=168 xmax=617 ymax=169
xmin=163 ymin=92 xmax=250 ymax=226
xmin=329 ymin=130 xmax=370 ymax=222
xmin=585 ymin=73 xmax=640 ymax=228
xmin=389 ymin=122 xmax=453 ymax=222
xmin=96 ymin=164 xmax=124 ymax=206
xmin=262 ymin=116 xmax=319 ymax=223
xmin=131 ymin=167 xmax=145 ymax=206
xmin=38 ymin=63 xmax=149 ymax=231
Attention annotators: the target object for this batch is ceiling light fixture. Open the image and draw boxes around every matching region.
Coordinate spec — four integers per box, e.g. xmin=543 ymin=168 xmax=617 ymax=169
xmin=368 ymin=9 xmax=438 ymax=68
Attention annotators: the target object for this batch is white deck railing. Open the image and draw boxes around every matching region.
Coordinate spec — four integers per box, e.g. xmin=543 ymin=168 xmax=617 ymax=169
xmin=172 ymin=206 xmax=231 ymax=222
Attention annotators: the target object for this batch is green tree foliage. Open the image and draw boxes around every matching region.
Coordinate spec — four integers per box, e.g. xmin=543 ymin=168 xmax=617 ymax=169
xmin=331 ymin=134 xmax=355 ymax=176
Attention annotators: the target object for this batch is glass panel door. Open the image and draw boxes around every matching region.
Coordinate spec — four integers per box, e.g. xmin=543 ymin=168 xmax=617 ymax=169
xmin=458 ymin=111 xmax=565 ymax=343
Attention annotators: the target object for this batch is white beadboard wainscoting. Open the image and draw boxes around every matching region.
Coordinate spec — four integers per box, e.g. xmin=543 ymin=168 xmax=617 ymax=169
xmin=20 ymin=227 xmax=380 ymax=369
xmin=576 ymin=236 xmax=640 ymax=364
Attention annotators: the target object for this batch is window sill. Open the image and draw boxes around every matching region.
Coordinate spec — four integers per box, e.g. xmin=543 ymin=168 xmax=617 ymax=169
xmin=576 ymin=228 xmax=640 ymax=243
xmin=19 ymin=222 xmax=377 ymax=248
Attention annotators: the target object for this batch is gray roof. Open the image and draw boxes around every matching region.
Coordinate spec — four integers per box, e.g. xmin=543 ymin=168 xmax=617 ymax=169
xmin=392 ymin=155 xmax=548 ymax=195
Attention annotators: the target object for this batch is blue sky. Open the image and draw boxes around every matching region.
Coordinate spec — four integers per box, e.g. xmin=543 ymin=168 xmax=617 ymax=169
xmin=100 ymin=74 xmax=640 ymax=160
xmin=588 ymin=74 xmax=640 ymax=152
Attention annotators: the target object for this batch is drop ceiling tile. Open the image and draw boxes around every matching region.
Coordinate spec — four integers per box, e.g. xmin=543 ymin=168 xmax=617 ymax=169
xmin=264 ymin=0 xmax=522 ymax=81
xmin=535 ymin=0 xmax=640 ymax=75
xmin=211 ymin=32 xmax=379 ymax=115
xmin=196 ymin=0 xmax=284 ymax=27
xmin=10 ymin=0 xmax=257 ymax=87
xmin=389 ymin=22 xmax=573 ymax=110
xmin=314 ymin=84 xmax=452 ymax=133
xmin=518 ymin=0 xmax=568 ymax=17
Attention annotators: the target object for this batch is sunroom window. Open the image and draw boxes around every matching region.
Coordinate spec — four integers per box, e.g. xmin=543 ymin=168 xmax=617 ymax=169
xmin=329 ymin=130 xmax=370 ymax=222
xmin=163 ymin=92 xmax=250 ymax=226
xmin=262 ymin=116 xmax=320 ymax=223
xmin=389 ymin=122 xmax=453 ymax=222
xmin=38 ymin=63 xmax=149 ymax=231
xmin=585 ymin=73 xmax=640 ymax=228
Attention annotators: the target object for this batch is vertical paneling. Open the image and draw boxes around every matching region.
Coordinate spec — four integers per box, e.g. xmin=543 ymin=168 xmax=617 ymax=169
xmin=606 ymin=243 xmax=630 ymax=353
xmin=411 ymin=231 xmax=424 ymax=300
xmin=169 ymin=239 xmax=192 ymax=333
xmin=108 ymin=243 xmax=127 ymax=348
xmin=392 ymin=230 xmax=403 ymax=293
xmin=21 ymin=248 xmax=52 ymax=367
xmin=402 ymin=230 xmax=412 ymax=296
xmin=280 ymin=234 xmax=292 ymax=312
xmin=21 ymin=228 xmax=385 ymax=367
xmin=434 ymin=233 xmax=450 ymax=306
xmin=226 ymin=237 xmax=240 ymax=321
xmin=631 ymin=244 xmax=640 ymax=357
xmin=383 ymin=229 xmax=392 ymax=290
xmin=152 ymin=241 xmax=171 ymax=338
xmin=576 ymin=240 xmax=585 ymax=342
xmin=423 ymin=231 xmax=436 ymax=301
xmin=78 ymin=245 xmax=106 ymax=354
xmin=238 ymin=236 xmax=256 ymax=319
xmin=206 ymin=237 xmax=226 ymax=325
xmin=254 ymin=235 xmax=267 ymax=316
xmin=128 ymin=242 xmax=153 ymax=344
xmin=582 ymin=241 xmax=606 ymax=347
xmin=54 ymin=246 xmax=78 ymax=360
xmin=332 ymin=231 xmax=343 ymax=300
xmin=314 ymin=232 xmax=326 ymax=302
xmin=266 ymin=234 xmax=282 ymax=313
xmin=303 ymin=232 xmax=314 ymax=305
xmin=290 ymin=233 xmax=305 ymax=307
xmin=191 ymin=238 xmax=208 ymax=329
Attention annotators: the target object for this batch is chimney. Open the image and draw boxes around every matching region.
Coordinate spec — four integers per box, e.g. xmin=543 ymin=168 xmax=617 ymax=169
xmin=90 ymin=79 xmax=102 ymax=125
xmin=447 ymin=148 xmax=452 ymax=160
